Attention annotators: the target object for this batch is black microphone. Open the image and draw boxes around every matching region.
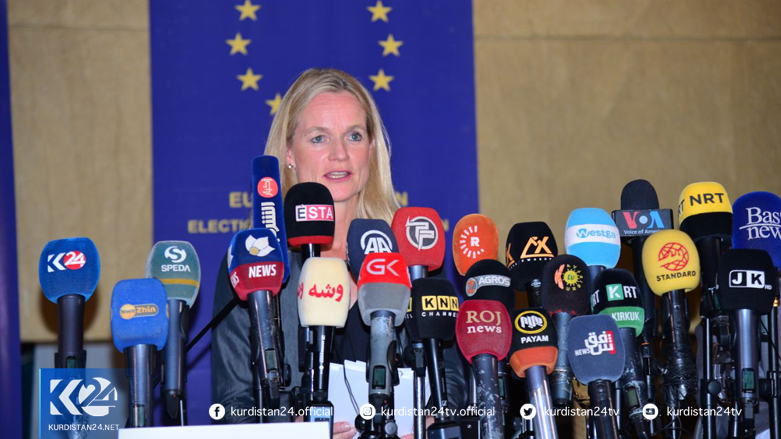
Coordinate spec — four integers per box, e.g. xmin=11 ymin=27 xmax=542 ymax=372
xmin=505 ymin=221 xmax=558 ymax=306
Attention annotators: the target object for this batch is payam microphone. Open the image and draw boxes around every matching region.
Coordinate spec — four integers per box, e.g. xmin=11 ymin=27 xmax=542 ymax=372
xmin=39 ymin=237 xmax=100 ymax=369
xmin=540 ymin=254 xmax=591 ymax=408
xmin=567 ymin=315 xmax=626 ymax=439
xmin=453 ymin=214 xmax=499 ymax=275
xmin=228 ymin=228 xmax=286 ymax=414
xmin=564 ymin=208 xmax=621 ymax=290
xmin=456 ymin=300 xmax=511 ymax=439
xmin=391 ymin=207 xmax=445 ymax=280
xmin=144 ymin=241 xmax=200 ymax=423
xmin=347 ymin=218 xmax=399 ymax=280
xmin=505 ymin=221 xmax=558 ymax=304
xmin=284 ymin=182 xmax=335 ymax=259
xmin=252 ymin=155 xmax=290 ymax=281
xmin=111 ymin=278 xmax=169 ymax=427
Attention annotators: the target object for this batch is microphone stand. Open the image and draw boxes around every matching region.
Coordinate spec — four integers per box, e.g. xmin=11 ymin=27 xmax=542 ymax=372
xmin=248 ymin=289 xmax=283 ymax=421
xmin=696 ymin=237 xmax=722 ymax=439
xmin=472 ymin=353 xmax=503 ymax=439
xmin=362 ymin=310 xmax=399 ymax=439
xmin=525 ymin=365 xmax=558 ymax=439
xmin=409 ymin=265 xmax=428 ymax=439
xmin=424 ymin=337 xmax=461 ymax=439
xmin=163 ymin=300 xmax=189 ymax=425
xmin=769 ymin=279 xmax=781 ymax=439
xmin=299 ymin=244 xmax=320 ymax=411
xmin=56 ymin=294 xmax=86 ymax=369
xmin=125 ymin=345 xmax=153 ymax=427
xmin=588 ymin=380 xmax=618 ymax=439
xmin=305 ymin=324 xmax=335 ymax=436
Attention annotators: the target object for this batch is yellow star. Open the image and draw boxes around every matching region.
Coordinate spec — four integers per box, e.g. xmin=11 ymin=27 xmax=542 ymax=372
xmin=379 ymin=34 xmax=403 ymax=57
xmin=235 ymin=0 xmax=260 ymax=21
xmin=265 ymin=93 xmax=282 ymax=115
xmin=369 ymin=69 xmax=394 ymax=92
xmin=226 ymin=33 xmax=251 ymax=55
xmin=367 ymin=0 xmax=392 ymax=23
xmin=237 ymin=68 xmax=262 ymax=91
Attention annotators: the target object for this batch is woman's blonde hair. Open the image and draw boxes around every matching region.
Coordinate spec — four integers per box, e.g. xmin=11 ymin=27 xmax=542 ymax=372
xmin=264 ymin=68 xmax=399 ymax=224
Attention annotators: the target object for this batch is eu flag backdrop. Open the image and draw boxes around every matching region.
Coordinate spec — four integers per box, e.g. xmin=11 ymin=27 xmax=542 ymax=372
xmin=151 ymin=0 xmax=476 ymax=425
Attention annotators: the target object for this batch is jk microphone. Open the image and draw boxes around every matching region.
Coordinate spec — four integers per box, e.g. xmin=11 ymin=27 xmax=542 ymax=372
xmin=347 ymin=218 xmax=399 ymax=280
xmin=228 ymin=228 xmax=286 ymax=414
xmin=144 ymin=241 xmax=200 ymax=423
xmin=564 ymin=208 xmax=621 ymax=291
xmin=391 ymin=206 xmax=446 ymax=280
xmin=453 ymin=214 xmax=499 ymax=275
xmin=284 ymin=182 xmax=335 ymax=259
xmin=505 ymin=221 xmax=558 ymax=305
xmin=111 ymin=278 xmax=169 ymax=427
xmin=509 ymin=308 xmax=560 ymax=439
xmin=252 ymin=155 xmax=290 ymax=282
xmin=456 ymin=300 xmax=511 ymax=439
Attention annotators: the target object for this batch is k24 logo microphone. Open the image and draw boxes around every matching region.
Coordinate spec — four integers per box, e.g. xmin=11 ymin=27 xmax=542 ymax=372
xmin=47 ymin=251 xmax=86 ymax=272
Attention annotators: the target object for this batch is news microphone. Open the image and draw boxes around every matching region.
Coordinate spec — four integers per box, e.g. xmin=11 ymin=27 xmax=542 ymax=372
xmin=453 ymin=214 xmax=499 ymax=275
xmin=568 ymin=315 xmax=626 ymax=439
xmin=564 ymin=208 xmax=621 ymax=290
xmin=252 ymin=155 xmax=290 ymax=281
xmin=111 ymin=278 xmax=168 ymax=427
xmin=39 ymin=237 xmax=100 ymax=369
xmin=284 ymin=182 xmax=335 ymax=258
xmin=228 ymin=228 xmax=285 ymax=414
xmin=509 ymin=308 xmax=560 ymax=439
xmin=456 ymin=300 xmax=511 ymax=439
xmin=505 ymin=221 xmax=558 ymax=305
xmin=464 ymin=259 xmax=514 ymax=309
xmin=347 ymin=218 xmax=399 ymax=280
xmin=144 ymin=241 xmax=200 ymax=423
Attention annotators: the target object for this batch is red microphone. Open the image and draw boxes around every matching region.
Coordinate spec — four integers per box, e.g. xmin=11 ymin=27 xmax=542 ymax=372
xmin=391 ymin=207 xmax=446 ymax=279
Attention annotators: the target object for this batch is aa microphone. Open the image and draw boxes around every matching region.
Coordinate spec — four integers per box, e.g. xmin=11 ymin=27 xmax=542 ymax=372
xmin=504 ymin=221 xmax=558 ymax=304
xmin=539 ymin=254 xmax=591 ymax=408
xmin=111 ymin=278 xmax=168 ymax=427
xmin=453 ymin=214 xmax=499 ymax=275
xmin=284 ymin=182 xmax=335 ymax=258
xmin=456 ymin=300 xmax=511 ymax=439
xmin=228 ymin=228 xmax=285 ymax=413
xmin=567 ymin=315 xmax=626 ymax=439
xmin=347 ymin=218 xmax=399 ymax=280
xmin=144 ymin=241 xmax=200 ymax=423
xmin=252 ymin=155 xmax=290 ymax=281
xmin=732 ymin=191 xmax=781 ymax=268
xmin=509 ymin=308 xmax=560 ymax=439
xmin=564 ymin=208 xmax=621 ymax=289
xmin=39 ymin=237 xmax=100 ymax=369
xmin=391 ymin=207 xmax=446 ymax=279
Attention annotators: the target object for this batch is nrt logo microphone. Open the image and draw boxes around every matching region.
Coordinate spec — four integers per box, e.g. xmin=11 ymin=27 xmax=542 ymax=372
xmin=48 ymin=376 xmax=118 ymax=417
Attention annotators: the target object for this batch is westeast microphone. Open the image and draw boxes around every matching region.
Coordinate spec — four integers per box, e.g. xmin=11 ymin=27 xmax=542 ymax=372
xmin=39 ymin=237 xmax=100 ymax=369
xmin=347 ymin=218 xmax=399 ymax=280
xmin=252 ymin=155 xmax=290 ymax=281
xmin=505 ymin=221 xmax=558 ymax=299
xmin=391 ymin=207 xmax=446 ymax=278
xmin=111 ymin=278 xmax=168 ymax=428
xmin=564 ymin=208 xmax=621 ymax=289
xmin=453 ymin=214 xmax=499 ymax=276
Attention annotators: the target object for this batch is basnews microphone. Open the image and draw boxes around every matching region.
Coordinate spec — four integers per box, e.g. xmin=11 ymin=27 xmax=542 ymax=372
xmin=505 ymin=221 xmax=558 ymax=306
xmin=111 ymin=278 xmax=169 ymax=427
xmin=453 ymin=214 xmax=499 ymax=276
xmin=144 ymin=241 xmax=200 ymax=424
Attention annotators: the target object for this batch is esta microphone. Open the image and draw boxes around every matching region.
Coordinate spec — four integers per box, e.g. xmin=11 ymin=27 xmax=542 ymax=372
xmin=228 ymin=228 xmax=286 ymax=413
xmin=456 ymin=300 xmax=511 ymax=439
xmin=391 ymin=207 xmax=446 ymax=278
xmin=540 ymin=254 xmax=590 ymax=408
xmin=144 ymin=241 xmax=201 ymax=423
xmin=504 ymin=221 xmax=558 ymax=301
xmin=732 ymin=191 xmax=781 ymax=268
xmin=111 ymin=278 xmax=168 ymax=427
xmin=564 ymin=208 xmax=621 ymax=288
xmin=252 ymin=155 xmax=290 ymax=282
xmin=284 ymin=182 xmax=335 ymax=255
xmin=453 ymin=214 xmax=499 ymax=276
xmin=509 ymin=308 xmax=559 ymax=439
xmin=347 ymin=218 xmax=399 ymax=280
xmin=39 ymin=237 xmax=100 ymax=369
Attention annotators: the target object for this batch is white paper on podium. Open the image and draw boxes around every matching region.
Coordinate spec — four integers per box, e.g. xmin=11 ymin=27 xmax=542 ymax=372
xmin=328 ymin=360 xmax=428 ymax=438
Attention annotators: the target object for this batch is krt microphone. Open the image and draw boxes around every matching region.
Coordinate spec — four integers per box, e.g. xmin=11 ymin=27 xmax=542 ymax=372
xmin=456 ymin=300 xmax=511 ymax=439
xmin=504 ymin=222 xmax=558 ymax=304
xmin=564 ymin=208 xmax=621 ymax=289
xmin=391 ymin=207 xmax=446 ymax=279
xmin=540 ymin=254 xmax=591 ymax=408
xmin=733 ymin=191 xmax=781 ymax=268
xmin=144 ymin=241 xmax=200 ymax=423
xmin=111 ymin=278 xmax=168 ymax=427
xmin=39 ymin=237 xmax=100 ymax=369
xmin=509 ymin=308 xmax=559 ymax=439
xmin=453 ymin=214 xmax=499 ymax=275
xmin=347 ymin=218 xmax=399 ymax=280
xmin=284 ymin=182 xmax=335 ymax=257
xmin=252 ymin=155 xmax=290 ymax=281
xmin=567 ymin=315 xmax=626 ymax=439
xmin=228 ymin=229 xmax=285 ymax=413
xmin=715 ymin=249 xmax=777 ymax=438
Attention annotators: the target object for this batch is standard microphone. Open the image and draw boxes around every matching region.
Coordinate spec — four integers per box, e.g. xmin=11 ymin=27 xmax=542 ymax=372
xmin=456 ymin=300 xmax=511 ymax=439
xmin=539 ymin=254 xmax=591 ymax=408
xmin=228 ymin=228 xmax=285 ymax=413
xmin=564 ymin=208 xmax=621 ymax=290
xmin=347 ymin=218 xmax=399 ymax=280
xmin=39 ymin=237 xmax=100 ymax=369
xmin=144 ymin=241 xmax=200 ymax=423
xmin=567 ymin=315 xmax=626 ymax=439
xmin=453 ymin=214 xmax=499 ymax=275
xmin=252 ymin=155 xmax=290 ymax=281
xmin=284 ymin=182 xmax=335 ymax=257
xmin=509 ymin=308 xmax=560 ymax=439
xmin=504 ymin=221 xmax=558 ymax=305
xmin=391 ymin=207 xmax=446 ymax=279
xmin=111 ymin=278 xmax=169 ymax=427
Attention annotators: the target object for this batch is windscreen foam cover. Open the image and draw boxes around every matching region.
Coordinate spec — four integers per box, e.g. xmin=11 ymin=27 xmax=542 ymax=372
xmin=284 ymin=182 xmax=335 ymax=246
xmin=732 ymin=191 xmax=781 ymax=268
xmin=678 ymin=182 xmax=732 ymax=241
xmin=508 ymin=308 xmax=558 ymax=377
xmin=463 ymin=259 xmax=515 ymax=312
xmin=566 ymin=315 xmax=625 ymax=384
xmin=591 ymin=268 xmax=645 ymax=334
xmin=406 ymin=278 xmax=459 ymax=342
xmin=715 ymin=249 xmax=777 ymax=314
xmin=144 ymin=240 xmax=201 ymax=306
xmin=456 ymin=300 xmax=511 ymax=363
xmin=453 ymin=214 xmax=499 ymax=275
xmin=564 ymin=208 xmax=621 ymax=268
xmin=391 ymin=207 xmax=445 ymax=271
xmin=298 ymin=257 xmax=350 ymax=327
xmin=346 ymin=218 xmax=398 ymax=279
xmin=539 ymin=254 xmax=591 ymax=316
xmin=252 ymin=155 xmax=289 ymax=281
xmin=228 ymin=228 xmax=285 ymax=300
xmin=504 ymin=222 xmax=557 ymax=290
xmin=642 ymin=230 xmax=700 ymax=295
xmin=39 ymin=237 xmax=100 ymax=302
xmin=111 ymin=278 xmax=168 ymax=351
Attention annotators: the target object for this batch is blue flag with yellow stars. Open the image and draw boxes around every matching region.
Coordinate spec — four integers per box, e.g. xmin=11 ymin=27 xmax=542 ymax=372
xmin=151 ymin=0 xmax=476 ymax=425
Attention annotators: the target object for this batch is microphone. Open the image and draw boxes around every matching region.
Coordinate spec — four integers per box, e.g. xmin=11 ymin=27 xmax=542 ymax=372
xmin=567 ymin=315 xmax=626 ymax=439
xmin=252 ymin=155 xmax=290 ymax=281
xmin=228 ymin=228 xmax=286 ymax=414
xmin=564 ymin=208 xmax=621 ymax=289
xmin=453 ymin=214 xmax=499 ymax=275
xmin=111 ymin=278 xmax=169 ymax=427
xmin=504 ymin=221 xmax=558 ymax=305
xmin=39 ymin=237 xmax=100 ymax=369
xmin=509 ymin=308 xmax=560 ymax=439
xmin=591 ymin=269 xmax=650 ymax=438
xmin=144 ymin=241 xmax=201 ymax=423
xmin=298 ymin=257 xmax=351 ymax=435
xmin=347 ymin=218 xmax=399 ymax=280
xmin=357 ymin=252 xmax=412 ymax=439
xmin=456 ymin=300 xmax=511 ymax=439
xmin=539 ymin=254 xmax=591 ymax=408
xmin=284 ymin=182 xmax=335 ymax=256
xmin=391 ymin=207 xmax=446 ymax=279
xmin=715 ymin=249 xmax=777 ymax=437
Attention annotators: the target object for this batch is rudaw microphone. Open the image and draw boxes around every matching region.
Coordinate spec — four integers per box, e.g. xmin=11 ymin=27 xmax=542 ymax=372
xmin=39 ymin=237 xmax=100 ymax=369
xmin=505 ymin=222 xmax=558 ymax=305
xmin=357 ymin=252 xmax=411 ymax=439
xmin=509 ymin=308 xmax=560 ymax=439
xmin=567 ymin=315 xmax=626 ymax=439
xmin=144 ymin=241 xmax=200 ymax=423
xmin=284 ymin=182 xmax=335 ymax=258
xmin=111 ymin=278 xmax=168 ymax=427
xmin=347 ymin=218 xmax=399 ymax=280
xmin=453 ymin=214 xmax=499 ymax=275
xmin=252 ymin=155 xmax=290 ymax=281
xmin=564 ymin=208 xmax=621 ymax=290
xmin=456 ymin=300 xmax=511 ymax=439
xmin=540 ymin=254 xmax=591 ymax=408
xmin=715 ymin=249 xmax=778 ymax=438
xmin=591 ymin=269 xmax=650 ymax=439
xmin=391 ymin=207 xmax=446 ymax=279
xmin=298 ymin=257 xmax=350 ymax=436
xmin=228 ymin=228 xmax=285 ymax=414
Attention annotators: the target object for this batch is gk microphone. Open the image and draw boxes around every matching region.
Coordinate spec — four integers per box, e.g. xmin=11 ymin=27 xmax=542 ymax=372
xmin=252 ymin=155 xmax=290 ymax=281
xmin=347 ymin=218 xmax=399 ymax=280
xmin=284 ymin=182 xmax=335 ymax=250
xmin=504 ymin=221 xmax=558 ymax=297
xmin=453 ymin=214 xmax=499 ymax=275
xmin=39 ymin=237 xmax=100 ymax=369
xmin=391 ymin=207 xmax=446 ymax=277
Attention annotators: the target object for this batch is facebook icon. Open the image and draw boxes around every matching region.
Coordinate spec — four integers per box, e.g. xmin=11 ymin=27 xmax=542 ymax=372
xmin=210 ymin=403 xmax=225 ymax=421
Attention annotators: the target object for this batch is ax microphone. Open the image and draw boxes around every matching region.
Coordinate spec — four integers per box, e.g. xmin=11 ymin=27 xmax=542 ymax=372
xmin=504 ymin=221 xmax=558 ymax=304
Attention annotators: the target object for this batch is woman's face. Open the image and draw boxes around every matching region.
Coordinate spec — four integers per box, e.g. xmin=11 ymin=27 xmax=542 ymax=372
xmin=287 ymin=92 xmax=373 ymax=204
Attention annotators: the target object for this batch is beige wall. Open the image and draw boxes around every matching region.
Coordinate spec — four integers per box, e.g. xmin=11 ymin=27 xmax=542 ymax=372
xmin=10 ymin=0 xmax=781 ymax=342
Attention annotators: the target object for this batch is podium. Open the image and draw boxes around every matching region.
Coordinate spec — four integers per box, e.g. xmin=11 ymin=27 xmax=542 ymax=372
xmin=118 ymin=422 xmax=329 ymax=438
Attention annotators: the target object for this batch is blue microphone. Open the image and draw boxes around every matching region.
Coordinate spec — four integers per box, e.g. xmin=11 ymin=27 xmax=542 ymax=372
xmin=733 ymin=191 xmax=781 ymax=268
xmin=564 ymin=208 xmax=621 ymax=290
xmin=39 ymin=237 xmax=100 ymax=369
xmin=252 ymin=155 xmax=290 ymax=282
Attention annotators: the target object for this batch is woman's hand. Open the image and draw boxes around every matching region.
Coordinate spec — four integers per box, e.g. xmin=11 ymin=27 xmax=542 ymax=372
xmin=296 ymin=416 xmax=357 ymax=439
